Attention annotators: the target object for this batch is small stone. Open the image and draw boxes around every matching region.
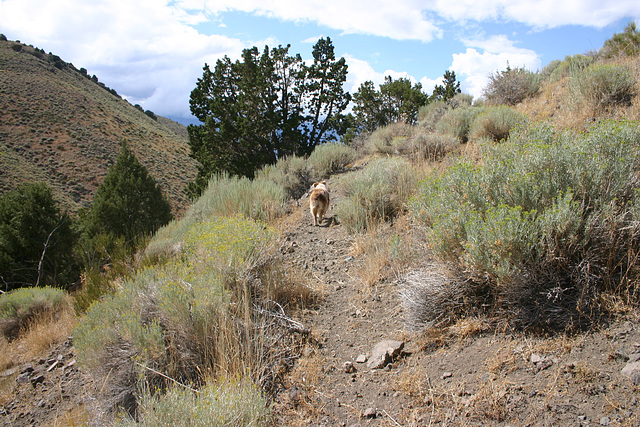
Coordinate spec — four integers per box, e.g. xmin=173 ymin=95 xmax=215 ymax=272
xmin=442 ymin=371 xmax=453 ymax=379
xmin=362 ymin=407 xmax=377 ymax=419
xmin=343 ymin=361 xmax=356 ymax=373
xmin=355 ymin=354 xmax=368 ymax=363
xmin=622 ymin=361 xmax=640 ymax=385
xmin=600 ymin=416 xmax=611 ymax=426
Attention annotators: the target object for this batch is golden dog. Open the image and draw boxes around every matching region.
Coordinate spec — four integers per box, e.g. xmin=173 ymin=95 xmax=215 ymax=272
xmin=309 ymin=181 xmax=330 ymax=226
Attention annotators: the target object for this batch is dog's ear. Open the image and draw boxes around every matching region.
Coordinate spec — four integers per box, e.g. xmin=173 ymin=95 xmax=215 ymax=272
xmin=311 ymin=182 xmax=318 ymax=189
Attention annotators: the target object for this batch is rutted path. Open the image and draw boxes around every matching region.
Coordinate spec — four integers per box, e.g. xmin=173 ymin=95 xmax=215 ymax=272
xmin=274 ymin=178 xmax=412 ymax=426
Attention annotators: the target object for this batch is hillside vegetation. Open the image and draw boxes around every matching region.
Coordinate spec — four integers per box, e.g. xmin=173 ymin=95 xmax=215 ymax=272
xmin=0 ymin=39 xmax=197 ymax=215
xmin=2 ymin=25 xmax=640 ymax=426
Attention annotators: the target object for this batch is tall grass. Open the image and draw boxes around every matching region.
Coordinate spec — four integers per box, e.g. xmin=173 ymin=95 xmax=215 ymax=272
xmin=307 ymin=142 xmax=357 ymax=179
xmin=410 ymin=120 xmax=640 ymax=329
xmin=334 ymin=157 xmax=419 ymax=233
xmin=116 ymin=379 xmax=271 ymax=427
xmin=469 ymin=106 xmax=529 ymax=142
xmin=0 ymin=286 xmax=69 ymax=339
xmin=75 ymin=215 xmax=308 ymax=419
xmin=568 ymin=64 xmax=636 ymax=114
xmin=146 ymin=173 xmax=286 ymax=260
xmin=255 ymin=155 xmax=311 ymax=199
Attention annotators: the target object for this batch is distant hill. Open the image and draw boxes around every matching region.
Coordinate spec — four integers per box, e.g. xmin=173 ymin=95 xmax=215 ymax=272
xmin=0 ymin=38 xmax=198 ymax=215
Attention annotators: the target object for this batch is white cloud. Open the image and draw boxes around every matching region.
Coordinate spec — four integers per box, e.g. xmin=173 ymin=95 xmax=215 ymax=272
xmin=431 ymin=0 xmax=640 ymax=29
xmin=451 ymin=35 xmax=541 ymax=99
xmin=196 ymin=0 xmax=443 ymax=42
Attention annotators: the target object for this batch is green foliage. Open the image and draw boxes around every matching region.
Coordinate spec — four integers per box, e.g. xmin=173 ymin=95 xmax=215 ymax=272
xmin=410 ymin=121 xmax=640 ymax=328
xmin=147 ymin=173 xmax=286 ymax=261
xmin=75 ymin=215 xmax=293 ymax=418
xmin=353 ymin=76 xmax=428 ymax=132
xmin=188 ymin=38 xmax=350 ymax=195
xmin=0 ymin=183 xmax=78 ymax=291
xmin=569 ymin=64 xmax=636 ymax=113
xmin=436 ymin=105 xmax=483 ymax=143
xmin=0 ymin=286 xmax=69 ymax=339
xmin=0 ymin=34 xmax=7 ymax=42
xmin=307 ymin=142 xmax=358 ymax=179
xmin=365 ymin=122 xmax=415 ymax=155
xmin=430 ymin=70 xmax=462 ymax=102
xmin=83 ymin=143 xmax=173 ymax=246
xmin=601 ymin=22 xmax=640 ymax=58
xmin=469 ymin=105 xmax=528 ymax=142
xmin=144 ymin=110 xmax=157 ymax=121
xmin=335 ymin=157 xmax=417 ymax=232
xmin=483 ymin=66 xmax=542 ymax=106
xmin=549 ymin=54 xmax=594 ymax=82
xmin=255 ymin=155 xmax=311 ymax=199
xmin=117 ymin=379 xmax=271 ymax=427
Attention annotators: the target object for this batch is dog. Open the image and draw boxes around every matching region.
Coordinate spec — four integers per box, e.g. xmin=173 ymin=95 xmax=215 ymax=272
xmin=309 ymin=181 xmax=330 ymax=226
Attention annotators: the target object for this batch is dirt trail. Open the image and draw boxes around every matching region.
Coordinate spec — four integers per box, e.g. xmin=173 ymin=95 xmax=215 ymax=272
xmin=274 ymin=178 xmax=412 ymax=425
xmin=273 ymin=178 xmax=640 ymax=426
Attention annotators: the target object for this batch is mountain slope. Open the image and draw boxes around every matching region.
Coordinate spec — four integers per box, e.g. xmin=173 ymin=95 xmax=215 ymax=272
xmin=0 ymin=38 xmax=197 ymax=214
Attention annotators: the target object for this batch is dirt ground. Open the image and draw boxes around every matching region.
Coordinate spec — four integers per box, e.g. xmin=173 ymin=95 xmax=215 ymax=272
xmin=2 ymin=176 xmax=640 ymax=426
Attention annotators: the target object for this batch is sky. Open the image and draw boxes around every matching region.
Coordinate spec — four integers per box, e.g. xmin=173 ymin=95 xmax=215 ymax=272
xmin=1 ymin=1 xmax=639 ymax=125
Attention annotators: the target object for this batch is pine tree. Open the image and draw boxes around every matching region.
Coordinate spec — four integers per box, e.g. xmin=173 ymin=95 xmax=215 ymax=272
xmin=86 ymin=143 xmax=173 ymax=245
xmin=0 ymin=183 xmax=77 ymax=291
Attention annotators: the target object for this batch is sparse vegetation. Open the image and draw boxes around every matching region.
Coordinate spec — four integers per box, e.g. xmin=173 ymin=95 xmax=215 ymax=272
xmin=483 ymin=66 xmax=542 ymax=106
xmin=5 ymin=26 xmax=640 ymax=427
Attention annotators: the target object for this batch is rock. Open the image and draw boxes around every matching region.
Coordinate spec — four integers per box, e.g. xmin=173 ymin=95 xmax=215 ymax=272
xmin=621 ymin=361 xmax=640 ymax=385
xmin=442 ymin=371 xmax=453 ymax=379
xmin=343 ymin=361 xmax=356 ymax=373
xmin=366 ymin=340 xmax=404 ymax=370
xmin=362 ymin=407 xmax=377 ymax=419
xmin=600 ymin=416 xmax=611 ymax=425
xmin=355 ymin=354 xmax=368 ymax=363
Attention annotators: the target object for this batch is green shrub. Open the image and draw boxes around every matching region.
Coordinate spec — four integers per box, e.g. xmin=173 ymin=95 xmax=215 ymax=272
xmin=0 ymin=183 xmax=78 ymax=291
xmin=117 ymin=379 xmax=270 ymax=427
xmin=75 ymin=215 xmax=302 ymax=419
xmin=364 ymin=122 xmax=415 ymax=155
xmin=436 ymin=106 xmax=484 ymax=143
xmin=410 ymin=120 xmax=640 ymax=329
xmin=417 ymin=99 xmax=448 ymax=131
xmin=0 ymin=286 xmax=69 ymax=339
xmin=335 ymin=157 xmax=417 ymax=232
xmin=397 ymin=132 xmax=459 ymax=162
xmin=256 ymin=155 xmax=311 ymax=199
xmin=569 ymin=64 xmax=636 ymax=113
xmin=307 ymin=142 xmax=357 ymax=179
xmin=469 ymin=105 xmax=528 ymax=142
xmin=549 ymin=54 xmax=594 ymax=82
xmin=483 ymin=67 xmax=541 ymax=106
xmin=601 ymin=22 xmax=640 ymax=58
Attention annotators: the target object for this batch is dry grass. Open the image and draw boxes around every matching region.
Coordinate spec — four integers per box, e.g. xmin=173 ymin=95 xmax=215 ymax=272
xmin=44 ymin=405 xmax=91 ymax=427
xmin=0 ymin=305 xmax=76 ymax=372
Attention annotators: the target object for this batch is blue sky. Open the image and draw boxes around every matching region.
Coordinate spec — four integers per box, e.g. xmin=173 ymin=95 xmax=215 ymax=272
xmin=1 ymin=0 xmax=639 ymax=125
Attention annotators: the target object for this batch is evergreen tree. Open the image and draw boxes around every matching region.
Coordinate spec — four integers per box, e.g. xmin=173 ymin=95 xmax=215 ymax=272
xmin=353 ymin=76 xmax=428 ymax=132
xmin=431 ymin=70 xmax=461 ymax=102
xmin=0 ymin=183 xmax=78 ymax=291
xmin=187 ymin=38 xmax=350 ymax=197
xmin=85 ymin=143 xmax=172 ymax=245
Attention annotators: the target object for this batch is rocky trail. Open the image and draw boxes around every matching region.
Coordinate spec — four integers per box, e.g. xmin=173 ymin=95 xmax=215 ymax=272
xmin=2 ymin=176 xmax=640 ymax=426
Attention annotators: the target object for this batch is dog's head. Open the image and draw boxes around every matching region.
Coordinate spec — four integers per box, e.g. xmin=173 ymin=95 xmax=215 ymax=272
xmin=311 ymin=181 xmax=328 ymax=191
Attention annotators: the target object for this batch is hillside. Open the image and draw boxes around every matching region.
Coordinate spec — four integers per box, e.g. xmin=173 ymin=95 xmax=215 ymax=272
xmin=0 ymin=38 xmax=197 ymax=215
